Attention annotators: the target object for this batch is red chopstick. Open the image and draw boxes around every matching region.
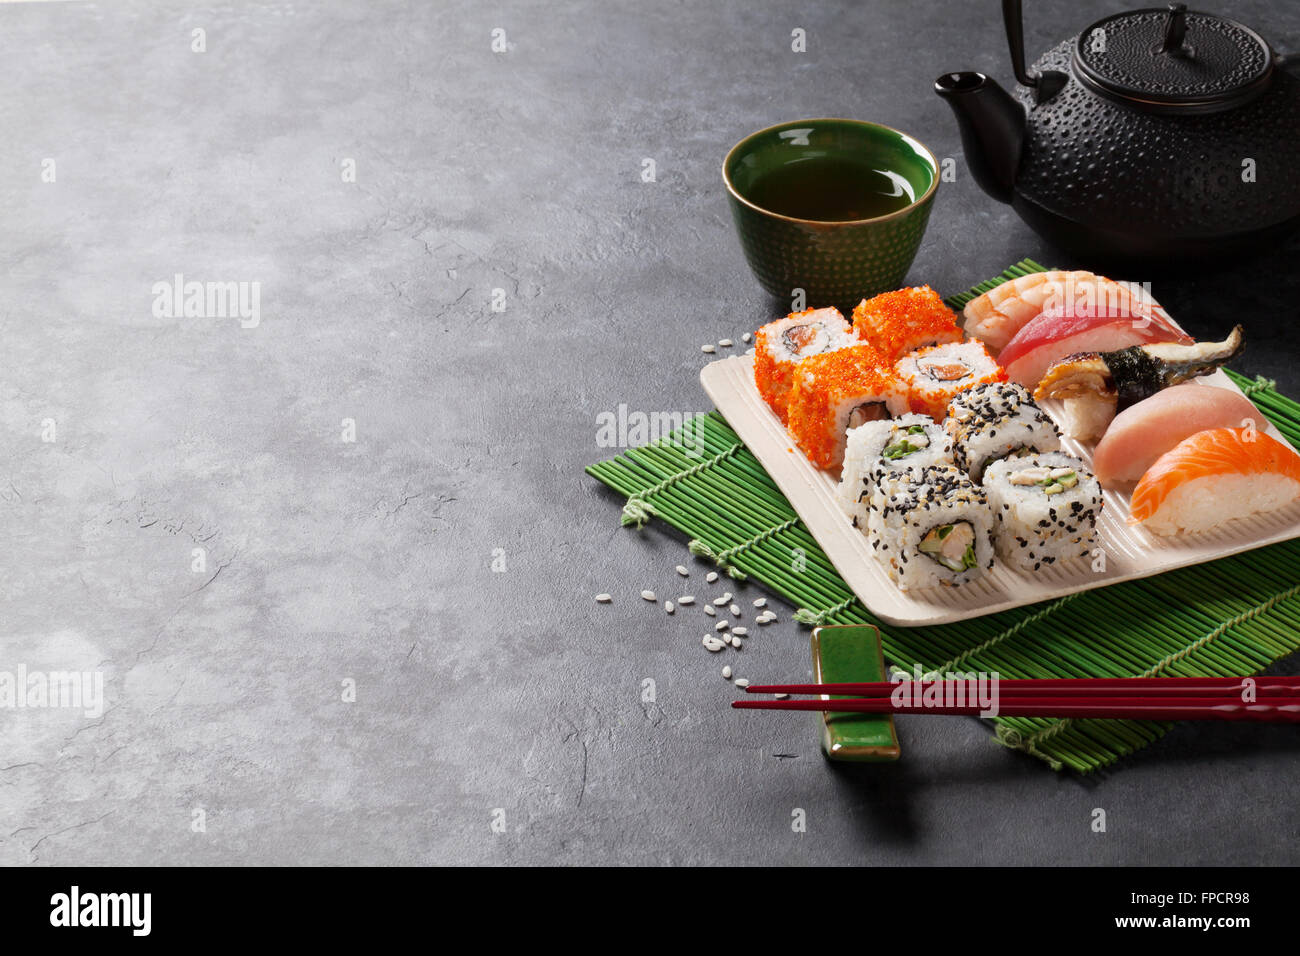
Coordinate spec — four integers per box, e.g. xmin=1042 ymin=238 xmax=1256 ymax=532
xmin=731 ymin=696 xmax=1300 ymax=722
xmin=744 ymin=676 xmax=1300 ymax=698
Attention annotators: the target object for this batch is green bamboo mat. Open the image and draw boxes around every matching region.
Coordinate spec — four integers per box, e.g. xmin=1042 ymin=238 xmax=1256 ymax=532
xmin=587 ymin=259 xmax=1300 ymax=772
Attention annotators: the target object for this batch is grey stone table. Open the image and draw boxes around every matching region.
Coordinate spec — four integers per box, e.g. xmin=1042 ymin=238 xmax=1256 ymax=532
xmin=2 ymin=0 xmax=1298 ymax=866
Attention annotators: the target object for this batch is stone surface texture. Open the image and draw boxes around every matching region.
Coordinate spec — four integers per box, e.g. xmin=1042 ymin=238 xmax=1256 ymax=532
xmin=1 ymin=0 xmax=1297 ymax=865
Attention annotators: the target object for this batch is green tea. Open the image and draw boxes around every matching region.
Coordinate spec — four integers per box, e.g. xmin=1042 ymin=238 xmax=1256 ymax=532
xmin=745 ymin=158 xmax=915 ymax=222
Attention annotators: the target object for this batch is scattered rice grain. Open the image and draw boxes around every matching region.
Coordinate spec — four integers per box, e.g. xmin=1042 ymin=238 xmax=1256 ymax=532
xmin=735 ymin=678 xmax=750 ymax=688
xmin=701 ymin=344 xmax=716 ymax=354
xmin=676 ymin=565 xmax=689 ymax=577
xmin=595 ymin=594 xmax=612 ymax=603
xmin=640 ymin=590 xmax=656 ymax=602
xmin=722 ymin=666 xmax=732 ymax=680
xmin=706 ymin=572 xmax=718 ymax=583
xmin=704 ymin=605 xmax=716 ymax=617
xmin=753 ymin=598 xmax=767 ymax=608
xmin=719 ymin=338 xmax=733 ymax=347
xmin=730 ymin=604 xmax=741 ymax=616
xmin=664 ymin=601 xmax=674 ymax=614
xmin=678 ymin=595 xmax=695 ymax=605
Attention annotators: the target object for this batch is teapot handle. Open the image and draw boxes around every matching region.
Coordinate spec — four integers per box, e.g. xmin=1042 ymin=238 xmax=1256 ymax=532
xmin=1002 ymin=0 xmax=1067 ymax=100
xmin=1002 ymin=0 xmax=1037 ymax=88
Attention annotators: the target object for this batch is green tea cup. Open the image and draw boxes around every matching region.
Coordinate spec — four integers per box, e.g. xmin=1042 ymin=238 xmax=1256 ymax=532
xmin=723 ymin=118 xmax=939 ymax=312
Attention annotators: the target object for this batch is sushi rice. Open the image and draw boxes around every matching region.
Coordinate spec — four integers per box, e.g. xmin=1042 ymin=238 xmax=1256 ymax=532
xmin=945 ymin=381 xmax=1061 ymax=483
xmin=984 ymin=452 xmax=1103 ymax=572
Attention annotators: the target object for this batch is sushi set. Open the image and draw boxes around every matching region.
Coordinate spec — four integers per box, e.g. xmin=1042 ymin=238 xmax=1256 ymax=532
xmin=701 ymin=272 xmax=1300 ymax=626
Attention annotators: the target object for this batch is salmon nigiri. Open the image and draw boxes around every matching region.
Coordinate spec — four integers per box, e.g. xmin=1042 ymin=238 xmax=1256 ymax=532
xmin=1129 ymin=427 xmax=1300 ymax=536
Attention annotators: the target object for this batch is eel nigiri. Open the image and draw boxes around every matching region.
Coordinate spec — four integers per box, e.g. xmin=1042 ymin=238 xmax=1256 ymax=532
xmin=997 ymin=303 xmax=1192 ymax=388
xmin=1129 ymin=427 xmax=1300 ymax=536
xmin=1033 ymin=326 xmax=1245 ymax=441
xmin=1091 ymin=384 xmax=1263 ymax=486
xmin=962 ymin=271 xmax=1160 ymax=356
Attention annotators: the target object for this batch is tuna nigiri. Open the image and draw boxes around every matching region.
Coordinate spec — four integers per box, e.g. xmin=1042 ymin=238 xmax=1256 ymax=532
xmin=962 ymin=271 xmax=1160 ymax=356
xmin=998 ymin=303 xmax=1192 ymax=388
xmin=1091 ymin=384 xmax=1263 ymax=486
xmin=1129 ymin=427 xmax=1300 ymax=536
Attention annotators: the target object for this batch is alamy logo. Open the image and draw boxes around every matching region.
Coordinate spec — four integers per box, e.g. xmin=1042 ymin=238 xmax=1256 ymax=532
xmin=595 ymin=405 xmax=709 ymax=456
xmin=891 ymin=664 xmax=1000 ymax=717
xmin=50 ymin=886 xmax=151 ymax=936
xmin=0 ymin=666 xmax=102 ymax=718
xmin=152 ymin=273 xmax=261 ymax=328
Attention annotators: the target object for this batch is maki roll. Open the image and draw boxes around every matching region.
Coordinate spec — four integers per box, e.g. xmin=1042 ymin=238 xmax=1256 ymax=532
xmin=945 ymin=382 xmax=1061 ymax=483
xmin=753 ymin=307 xmax=855 ymax=423
xmin=787 ymin=345 xmax=909 ymax=471
xmin=872 ymin=465 xmax=995 ymax=591
xmin=837 ymin=415 xmax=953 ymax=532
xmin=851 ymin=286 xmax=962 ymax=363
xmin=984 ymin=453 xmax=1103 ymax=572
xmin=894 ymin=340 xmax=1006 ymax=420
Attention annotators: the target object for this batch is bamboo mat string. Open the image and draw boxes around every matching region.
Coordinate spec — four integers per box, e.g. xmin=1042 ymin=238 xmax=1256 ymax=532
xmin=620 ymin=441 xmax=743 ymax=528
xmin=1238 ymin=375 xmax=1278 ymax=399
xmin=1140 ymin=579 xmax=1300 ymax=678
xmin=925 ymin=593 xmax=1081 ymax=679
xmin=688 ymin=515 xmax=801 ymax=579
xmin=794 ymin=595 xmax=861 ymax=626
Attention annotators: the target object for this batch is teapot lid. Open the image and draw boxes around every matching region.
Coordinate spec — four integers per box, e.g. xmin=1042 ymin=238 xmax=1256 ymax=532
xmin=1073 ymin=3 xmax=1274 ymax=113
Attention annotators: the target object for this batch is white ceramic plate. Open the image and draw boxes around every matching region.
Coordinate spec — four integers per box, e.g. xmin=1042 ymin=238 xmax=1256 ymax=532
xmin=700 ymin=354 xmax=1300 ymax=626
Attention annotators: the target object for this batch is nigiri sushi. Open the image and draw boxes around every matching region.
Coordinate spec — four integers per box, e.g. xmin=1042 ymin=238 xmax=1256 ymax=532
xmin=997 ymin=302 xmax=1192 ymax=388
xmin=1034 ymin=326 xmax=1246 ymax=440
xmin=1129 ymin=427 xmax=1300 ymax=536
xmin=1091 ymin=384 xmax=1264 ymax=486
xmin=962 ymin=271 xmax=1160 ymax=355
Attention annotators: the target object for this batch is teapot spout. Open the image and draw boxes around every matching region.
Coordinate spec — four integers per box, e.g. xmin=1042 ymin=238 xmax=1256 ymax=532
xmin=934 ymin=72 xmax=1024 ymax=204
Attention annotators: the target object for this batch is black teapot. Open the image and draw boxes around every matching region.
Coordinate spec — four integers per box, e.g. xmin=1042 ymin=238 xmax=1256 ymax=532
xmin=935 ymin=1 xmax=1300 ymax=264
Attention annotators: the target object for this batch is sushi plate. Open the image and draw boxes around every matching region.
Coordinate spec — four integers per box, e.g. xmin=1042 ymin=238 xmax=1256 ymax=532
xmin=700 ymin=354 xmax=1300 ymax=626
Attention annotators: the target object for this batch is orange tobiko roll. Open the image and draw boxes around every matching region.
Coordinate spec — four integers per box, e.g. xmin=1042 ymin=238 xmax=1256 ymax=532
xmin=753 ymin=307 xmax=854 ymax=423
xmin=894 ymin=340 xmax=1007 ymax=420
xmin=786 ymin=345 xmax=909 ymax=471
xmin=852 ymin=286 xmax=962 ymax=362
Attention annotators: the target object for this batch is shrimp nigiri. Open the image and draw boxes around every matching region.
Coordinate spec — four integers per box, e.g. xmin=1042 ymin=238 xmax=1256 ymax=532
xmin=962 ymin=271 xmax=1160 ymax=356
xmin=1129 ymin=427 xmax=1300 ymax=536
